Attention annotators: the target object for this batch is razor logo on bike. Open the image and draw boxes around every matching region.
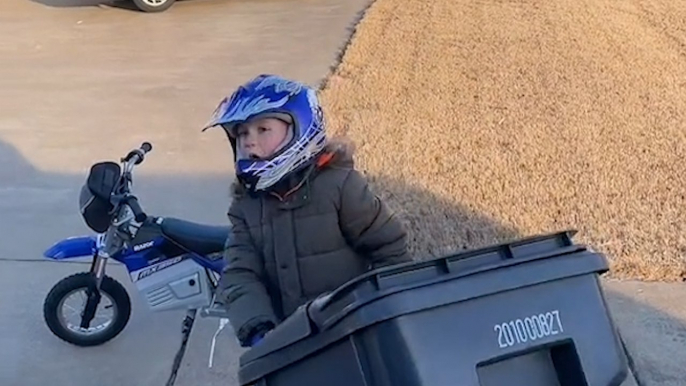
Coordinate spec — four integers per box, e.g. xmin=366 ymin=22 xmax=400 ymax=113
xmin=133 ymin=241 xmax=155 ymax=252
xmin=134 ymin=256 xmax=183 ymax=281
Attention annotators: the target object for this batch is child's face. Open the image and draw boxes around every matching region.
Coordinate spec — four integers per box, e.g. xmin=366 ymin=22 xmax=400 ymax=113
xmin=236 ymin=118 xmax=290 ymax=160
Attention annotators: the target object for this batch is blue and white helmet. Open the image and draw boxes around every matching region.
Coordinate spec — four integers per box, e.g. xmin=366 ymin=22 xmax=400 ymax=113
xmin=202 ymin=74 xmax=328 ymax=192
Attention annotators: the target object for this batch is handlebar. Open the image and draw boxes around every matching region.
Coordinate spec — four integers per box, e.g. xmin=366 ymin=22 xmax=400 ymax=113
xmin=120 ymin=142 xmax=153 ymax=180
xmin=123 ymin=142 xmax=153 ymax=166
xmin=126 ymin=196 xmax=147 ymax=223
xmin=119 ymin=142 xmax=153 ymax=223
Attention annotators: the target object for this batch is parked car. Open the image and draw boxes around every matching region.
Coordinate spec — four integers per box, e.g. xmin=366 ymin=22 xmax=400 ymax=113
xmin=132 ymin=0 xmax=176 ymax=12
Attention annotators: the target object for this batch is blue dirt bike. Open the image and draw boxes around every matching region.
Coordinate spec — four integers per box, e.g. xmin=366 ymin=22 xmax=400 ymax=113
xmin=42 ymin=142 xmax=231 ymax=348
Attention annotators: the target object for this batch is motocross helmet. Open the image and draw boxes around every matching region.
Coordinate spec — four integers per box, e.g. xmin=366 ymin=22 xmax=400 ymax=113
xmin=202 ymin=74 xmax=327 ymax=193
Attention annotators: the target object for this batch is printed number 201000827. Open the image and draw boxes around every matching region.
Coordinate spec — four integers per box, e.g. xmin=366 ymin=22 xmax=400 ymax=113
xmin=494 ymin=310 xmax=564 ymax=349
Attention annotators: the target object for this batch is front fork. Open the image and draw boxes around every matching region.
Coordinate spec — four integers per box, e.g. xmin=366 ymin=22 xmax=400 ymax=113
xmin=81 ymin=236 xmax=110 ymax=329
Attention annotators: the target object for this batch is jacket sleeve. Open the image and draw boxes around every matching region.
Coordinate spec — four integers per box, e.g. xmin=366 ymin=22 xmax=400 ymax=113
xmin=338 ymin=169 xmax=412 ymax=268
xmin=217 ymin=202 xmax=278 ymax=347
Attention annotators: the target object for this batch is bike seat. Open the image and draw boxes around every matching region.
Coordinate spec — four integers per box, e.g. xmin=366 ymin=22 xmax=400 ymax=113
xmin=160 ymin=217 xmax=229 ymax=256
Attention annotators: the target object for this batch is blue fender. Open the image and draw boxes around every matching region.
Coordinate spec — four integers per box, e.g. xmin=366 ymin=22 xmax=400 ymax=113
xmin=44 ymin=236 xmax=97 ymax=260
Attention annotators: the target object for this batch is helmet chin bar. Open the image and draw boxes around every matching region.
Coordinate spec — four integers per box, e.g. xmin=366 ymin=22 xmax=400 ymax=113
xmin=238 ymin=174 xmax=259 ymax=195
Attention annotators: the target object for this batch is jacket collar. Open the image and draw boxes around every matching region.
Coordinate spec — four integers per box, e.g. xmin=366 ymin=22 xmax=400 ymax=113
xmin=232 ymin=147 xmax=346 ymax=206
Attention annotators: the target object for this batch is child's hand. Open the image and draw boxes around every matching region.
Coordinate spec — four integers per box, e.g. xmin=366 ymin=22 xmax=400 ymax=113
xmin=250 ymin=333 xmax=265 ymax=347
xmin=248 ymin=324 xmax=273 ymax=347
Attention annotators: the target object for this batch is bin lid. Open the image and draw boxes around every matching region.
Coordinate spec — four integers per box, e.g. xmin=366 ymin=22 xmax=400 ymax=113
xmin=238 ymin=230 xmax=609 ymax=384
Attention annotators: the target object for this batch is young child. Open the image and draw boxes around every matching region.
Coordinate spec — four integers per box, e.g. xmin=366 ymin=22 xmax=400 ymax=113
xmin=202 ymin=74 xmax=411 ymax=348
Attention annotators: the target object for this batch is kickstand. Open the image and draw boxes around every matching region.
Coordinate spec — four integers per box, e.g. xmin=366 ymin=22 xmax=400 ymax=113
xmin=165 ymin=309 xmax=197 ymax=386
xmin=208 ymin=318 xmax=230 ymax=368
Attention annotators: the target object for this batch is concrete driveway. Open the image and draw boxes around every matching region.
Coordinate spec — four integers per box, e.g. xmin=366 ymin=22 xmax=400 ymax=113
xmin=0 ymin=0 xmax=368 ymax=385
xmin=0 ymin=0 xmax=683 ymax=385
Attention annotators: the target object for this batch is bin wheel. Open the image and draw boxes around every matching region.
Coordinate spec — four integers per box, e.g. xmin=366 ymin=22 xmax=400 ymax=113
xmin=132 ymin=0 xmax=176 ymax=12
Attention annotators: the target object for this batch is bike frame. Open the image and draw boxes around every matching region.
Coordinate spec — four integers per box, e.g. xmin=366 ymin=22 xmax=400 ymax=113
xmin=43 ymin=234 xmax=225 ymax=278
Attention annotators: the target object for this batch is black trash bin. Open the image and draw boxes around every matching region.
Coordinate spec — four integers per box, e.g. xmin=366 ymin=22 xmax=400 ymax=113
xmin=238 ymin=230 xmax=629 ymax=386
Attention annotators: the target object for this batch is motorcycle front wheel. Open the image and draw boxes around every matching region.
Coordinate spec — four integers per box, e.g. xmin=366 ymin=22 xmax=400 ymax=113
xmin=43 ymin=272 xmax=131 ymax=347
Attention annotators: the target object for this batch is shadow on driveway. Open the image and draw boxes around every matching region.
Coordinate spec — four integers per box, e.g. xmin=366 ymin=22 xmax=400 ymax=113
xmin=0 ymin=137 xmax=682 ymax=385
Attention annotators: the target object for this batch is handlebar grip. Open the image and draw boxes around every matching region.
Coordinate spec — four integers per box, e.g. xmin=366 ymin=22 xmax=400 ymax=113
xmin=127 ymin=196 xmax=147 ymax=223
xmin=124 ymin=142 xmax=153 ymax=165
xmin=140 ymin=142 xmax=152 ymax=154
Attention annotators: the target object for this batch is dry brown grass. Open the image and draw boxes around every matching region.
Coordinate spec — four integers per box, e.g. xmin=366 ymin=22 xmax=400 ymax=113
xmin=319 ymin=0 xmax=686 ymax=281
